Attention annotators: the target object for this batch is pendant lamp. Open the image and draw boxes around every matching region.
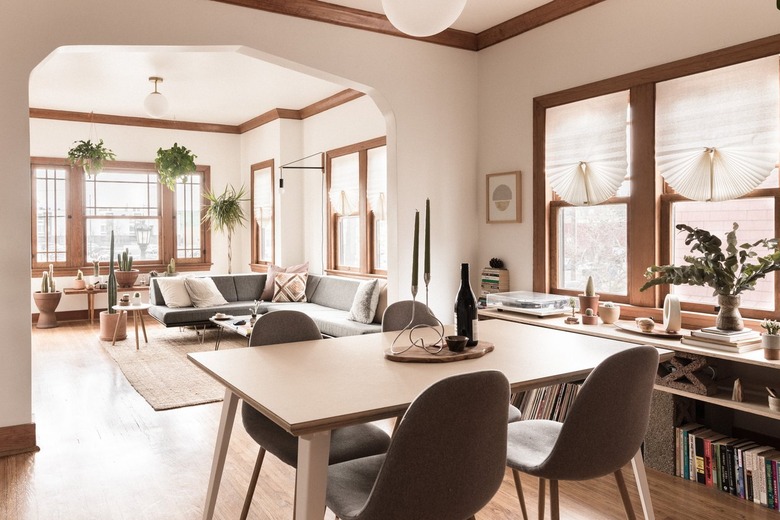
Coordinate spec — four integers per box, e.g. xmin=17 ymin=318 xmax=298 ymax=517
xmin=381 ymin=0 xmax=467 ymax=37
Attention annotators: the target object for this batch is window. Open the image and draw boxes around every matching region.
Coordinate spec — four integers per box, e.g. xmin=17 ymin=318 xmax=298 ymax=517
xmin=250 ymin=159 xmax=274 ymax=266
xmin=31 ymin=159 xmax=211 ymax=275
xmin=534 ymin=39 xmax=780 ymax=321
xmin=326 ymin=137 xmax=387 ymax=276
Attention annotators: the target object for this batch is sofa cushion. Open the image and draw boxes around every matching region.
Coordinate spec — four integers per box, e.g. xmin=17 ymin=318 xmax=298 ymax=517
xmin=209 ymin=275 xmax=239 ymax=302
xmin=185 ymin=277 xmax=228 ymax=308
xmin=308 ymin=275 xmax=361 ymax=311
xmin=265 ymin=303 xmax=381 ymax=336
xmin=347 ymin=279 xmax=380 ymax=324
xmin=273 ymin=272 xmax=308 ymax=302
xmin=148 ymin=301 xmax=257 ymax=327
xmin=261 ymin=262 xmax=308 ymax=300
xmin=234 ymin=274 xmax=266 ymax=302
xmin=155 ymin=277 xmax=192 ymax=308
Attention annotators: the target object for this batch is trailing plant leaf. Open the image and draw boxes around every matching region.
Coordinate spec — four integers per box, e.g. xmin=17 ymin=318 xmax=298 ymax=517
xmin=155 ymin=143 xmax=197 ymax=191
xmin=67 ymin=139 xmax=116 ymax=177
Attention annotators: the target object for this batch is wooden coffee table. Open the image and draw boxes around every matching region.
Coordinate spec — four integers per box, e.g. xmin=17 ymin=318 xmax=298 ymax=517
xmin=112 ymin=303 xmax=151 ymax=350
xmin=209 ymin=315 xmax=254 ymax=350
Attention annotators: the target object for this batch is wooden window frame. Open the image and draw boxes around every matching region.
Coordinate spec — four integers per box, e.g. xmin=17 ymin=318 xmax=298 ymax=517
xmin=250 ymin=159 xmax=275 ymax=270
xmin=533 ymin=34 xmax=780 ymax=325
xmin=30 ymin=158 xmax=212 ymax=276
xmin=325 ymin=136 xmax=387 ymax=278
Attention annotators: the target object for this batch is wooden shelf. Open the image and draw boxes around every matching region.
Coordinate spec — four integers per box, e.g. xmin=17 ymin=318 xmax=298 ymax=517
xmin=655 ymin=384 xmax=780 ymax=420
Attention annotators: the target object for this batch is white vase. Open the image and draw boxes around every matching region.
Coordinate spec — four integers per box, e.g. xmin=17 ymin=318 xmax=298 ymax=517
xmin=663 ymin=294 xmax=681 ymax=333
xmin=762 ymin=334 xmax=780 ymax=360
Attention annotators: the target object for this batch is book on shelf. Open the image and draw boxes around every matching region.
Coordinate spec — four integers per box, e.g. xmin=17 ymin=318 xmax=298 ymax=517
xmin=691 ymin=328 xmax=761 ymax=343
xmin=680 ymin=335 xmax=762 ymax=353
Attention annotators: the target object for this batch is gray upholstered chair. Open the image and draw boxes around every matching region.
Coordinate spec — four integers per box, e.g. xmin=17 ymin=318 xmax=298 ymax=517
xmin=239 ymin=310 xmax=391 ymax=520
xmin=380 ymin=300 xmax=439 ymax=332
xmin=325 ymin=370 xmax=510 ymax=520
xmin=507 ymin=345 xmax=659 ymax=520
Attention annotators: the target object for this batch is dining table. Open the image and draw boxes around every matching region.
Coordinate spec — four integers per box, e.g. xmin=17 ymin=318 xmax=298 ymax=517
xmin=189 ymin=317 xmax=661 ymax=520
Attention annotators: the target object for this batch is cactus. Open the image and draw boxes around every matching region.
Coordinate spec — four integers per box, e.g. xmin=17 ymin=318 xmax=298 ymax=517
xmin=584 ymin=275 xmax=595 ymax=297
xmin=585 ymin=308 xmax=594 ymax=316
xmin=117 ymin=248 xmax=133 ymax=271
xmin=47 ymin=264 xmax=56 ymax=292
xmin=107 ymin=231 xmax=117 ymax=314
xmin=76 ymin=269 xmax=83 ymax=281
xmin=40 ymin=271 xmax=50 ymax=293
xmin=166 ymin=258 xmax=176 ymax=275
xmin=92 ymin=260 xmax=100 ymax=277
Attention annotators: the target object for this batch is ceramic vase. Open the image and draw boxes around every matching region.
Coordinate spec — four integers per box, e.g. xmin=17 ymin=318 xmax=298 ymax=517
xmin=578 ymin=295 xmax=600 ymax=316
xmin=763 ymin=333 xmax=780 ymax=361
xmin=663 ymin=294 xmax=681 ymax=333
xmin=716 ymin=294 xmax=743 ymax=331
xmin=33 ymin=291 xmax=62 ymax=329
xmin=115 ymin=269 xmax=140 ymax=288
xmin=598 ymin=304 xmax=620 ymax=324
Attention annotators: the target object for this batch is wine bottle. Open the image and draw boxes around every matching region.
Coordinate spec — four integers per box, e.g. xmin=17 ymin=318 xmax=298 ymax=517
xmin=454 ymin=263 xmax=479 ymax=346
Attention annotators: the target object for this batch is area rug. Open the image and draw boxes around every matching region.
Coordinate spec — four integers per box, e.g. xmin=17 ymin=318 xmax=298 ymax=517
xmin=101 ymin=326 xmax=245 ymax=411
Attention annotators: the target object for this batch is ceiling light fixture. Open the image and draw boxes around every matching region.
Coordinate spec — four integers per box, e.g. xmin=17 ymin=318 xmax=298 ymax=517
xmin=144 ymin=76 xmax=169 ymax=118
xmin=381 ymin=0 xmax=467 ymax=37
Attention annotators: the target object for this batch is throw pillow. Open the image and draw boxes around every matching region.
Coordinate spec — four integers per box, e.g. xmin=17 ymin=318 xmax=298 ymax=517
xmin=347 ymin=279 xmax=380 ymax=324
xmin=261 ymin=262 xmax=309 ymax=300
xmin=184 ymin=277 xmax=228 ymax=308
xmin=272 ymin=272 xmax=309 ymax=303
xmin=155 ymin=277 xmax=192 ymax=308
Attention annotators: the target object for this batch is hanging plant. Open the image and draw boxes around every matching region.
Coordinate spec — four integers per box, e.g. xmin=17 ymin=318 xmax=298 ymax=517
xmin=202 ymin=184 xmax=248 ymax=274
xmin=155 ymin=142 xmax=197 ymax=191
xmin=67 ymin=139 xmax=116 ymax=178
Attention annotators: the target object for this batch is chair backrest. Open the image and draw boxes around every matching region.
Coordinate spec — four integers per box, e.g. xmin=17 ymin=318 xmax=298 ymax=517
xmin=352 ymin=370 xmax=509 ymax=520
xmin=248 ymin=310 xmax=321 ymax=347
xmin=381 ymin=300 xmax=439 ymax=332
xmin=540 ymin=345 xmax=659 ymax=480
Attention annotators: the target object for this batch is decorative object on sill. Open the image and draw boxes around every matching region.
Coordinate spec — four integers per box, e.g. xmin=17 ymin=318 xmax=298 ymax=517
xmin=115 ymin=248 xmax=140 ymax=288
xmin=761 ymin=319 xmax=780 ymax=360
xmin=635 ymin=317 xmax=655 ymax=333
xmin=655 ymin=352 xmax=717 ymax=396
xmin=663 ymin=293 xmax=681 ymax=333
xmin=582 ymin=307 xmax=598 ymax=325
xmin=381 ymin=0 xmax=467 ymax=37
xmin=486 ymin=171 xmax=521 ymax=223
xmin=67 ymin=137 xmax=116 ymax=178
xmin=564 ymin=297 xmax=579 ymax=325
xmin=73 ymin=269 xmax=86 ymax=290
xmin=165 ymin=259 xmax=177 ymax=277
xmin=155 ymin=142 xmax=197 ymax=191
xmin=731 ymin=378 xmax=743 ymax=402
xmin=578 ymin=275 xmax=599 ymax=317
xmin=33 ymin=265 xmax=62 ymax=329
xmin=598 ymin=301 xmax=620 ymax=324
xmin=202 ymin=184 xmax=248 ymax=275
xmin=641 ymin=222 xmax=780 ymax=331
xmin=144 ymin=76 xmax=169 ymax=118
xmin=132 ymin=291 xmax=142 ymax=306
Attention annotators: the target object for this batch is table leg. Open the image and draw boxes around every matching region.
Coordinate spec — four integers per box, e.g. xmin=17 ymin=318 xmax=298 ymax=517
xmin=631 ymin=449 xmax=655 ymax=520
xmin=202 ymin=388 xmax=239 ymax=520
xmin=139 ymin=310 xmax=148 ymax=343
xmin=295 ymin=430 xmax=331 ymax=520
xmin=214 ymin=328 xmax=222 ymax=351
xmin=112 ymin=310 xmax=125 ymax=346
xmin=88 ymin=293 xmax=95 ymax=325
xmin=133 ymin=310 xmax=140 ymax=350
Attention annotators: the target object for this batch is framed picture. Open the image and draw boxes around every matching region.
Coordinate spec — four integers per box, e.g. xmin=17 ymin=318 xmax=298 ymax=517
xmin=486 ymin=171 xmax=521 ymax=223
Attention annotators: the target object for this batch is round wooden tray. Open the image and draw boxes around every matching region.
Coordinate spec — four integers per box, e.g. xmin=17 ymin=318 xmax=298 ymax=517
xmin=613 ymin=321 xmax=683 ymax=339
xmin=384 ymin=341 xmax=494 ymax=363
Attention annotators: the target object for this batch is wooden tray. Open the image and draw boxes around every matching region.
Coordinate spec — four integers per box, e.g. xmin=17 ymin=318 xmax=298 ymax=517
xmin=384 ymin=341 xmax=494 ymax=363
xmin=613 ymin=321 xmax=683 ymax=339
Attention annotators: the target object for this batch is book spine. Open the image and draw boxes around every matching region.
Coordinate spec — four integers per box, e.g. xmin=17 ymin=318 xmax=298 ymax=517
xmin=695 ymin=435 xmax=706 ymax=484
xmin=759 ymin=452 xmax=768 ymax=506
xmin=713 ymin=442 xmax=721 ymax=491
xmin=726 ymin=444 xmax=737 ymax=495
xmin=704 ymin=439 xmax=713 ymax=487
xmin=721 ymin=444 xmax=732 ymax=493
xmin=774 ymin=460 xmax=779 ymax=510
xmin=767 ymin=458 xmax=775 ymax=509
xmin=745 ymin=451 xmax=754 ymax=501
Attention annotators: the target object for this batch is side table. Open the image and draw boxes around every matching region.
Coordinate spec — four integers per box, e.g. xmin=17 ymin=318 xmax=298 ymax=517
xmin=112 ymin=303 xmax=151 ymax=350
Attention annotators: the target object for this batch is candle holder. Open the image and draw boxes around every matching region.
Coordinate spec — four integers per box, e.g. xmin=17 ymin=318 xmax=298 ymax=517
xmin=389 ymin=283 xmax=445 ymax=355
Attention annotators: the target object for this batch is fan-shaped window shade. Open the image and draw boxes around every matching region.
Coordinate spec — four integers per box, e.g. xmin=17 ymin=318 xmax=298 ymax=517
xmin=329 ymin=153 xmax=359 ymax=216
xmin=656 ymin=56 xmax=780 ymax=202
xmin=367 ymin=146 xmax=387 ymax=220
xmin=546 ymin=91 xmax=629 ymax=205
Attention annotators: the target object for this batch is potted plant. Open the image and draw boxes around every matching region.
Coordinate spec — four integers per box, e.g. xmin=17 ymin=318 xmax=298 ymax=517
xmin=33 ymin=264 xmax=61 ymax=328
xmin=155 ymin=142 xmax=197 ymax=191
xmin=99 ymin=231 xmax=127 ymax=341
xmin=73 ymin=269 xmax=86 ymax=290
xmin=760 ymin=319 xmax=780 ymax=360
xmin=67 ymin=139 xmax=116 ymax=178
xmin=164 ymin=259 xmax=177 ymax=277
xmin=115 ymin=248 xmax=139 ymax=288
xmin=578 ymin=275 xmax=599 ymax=317
xmin=598 ymin=301 xmax=620 ymax=324
xmin=203 ymin=184 xmax=247 ymax=274
xmin=582 ymin=307 xmax=599 ymax=325
xmin=641 ymin=223 xmax=780 ymax=331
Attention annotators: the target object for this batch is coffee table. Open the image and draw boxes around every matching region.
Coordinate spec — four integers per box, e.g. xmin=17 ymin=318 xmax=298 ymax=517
xmin=111 ymin=303 xmax=151 ymax=350
xmin=209 ymin=315 xmax=254 ymax=350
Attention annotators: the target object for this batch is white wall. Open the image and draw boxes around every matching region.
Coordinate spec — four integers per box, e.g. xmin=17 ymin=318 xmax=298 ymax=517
xmin=2 ymin=0 xmax=479 ymax=429
xmin=476 ymin=0 xmax=780 ymax=291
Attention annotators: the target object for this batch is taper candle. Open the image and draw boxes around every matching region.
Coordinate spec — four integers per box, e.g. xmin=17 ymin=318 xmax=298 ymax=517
xmin=424 ymin=198 xmax=430 ymax=278
xmin=412 ymin=210 xmax=420 ymax=287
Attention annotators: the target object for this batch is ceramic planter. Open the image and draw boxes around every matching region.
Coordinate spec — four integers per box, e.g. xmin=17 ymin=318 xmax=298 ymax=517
xmin=99 ymin=310 xmax=127 ymax=341
xmin=578 ymin=295 xmax=599 ymax=316
xmin=762 ymin=333 xmax=780 ymax=360
xmin=598 ymin=304 xmax=620 ymax=324
xmin=73 ymin=279 xmax=86 ymax=290
xmin=33 ymin=291 xmax=62 ymax=328
xmin=115 ymin=269 xmax=140 ymax=288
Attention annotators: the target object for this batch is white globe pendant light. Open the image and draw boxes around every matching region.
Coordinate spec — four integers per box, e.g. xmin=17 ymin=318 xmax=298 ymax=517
xmin=144 ymin=76 xmax=169 ymax=118
xmin=381 ymin=0 xmax=467 ymax=37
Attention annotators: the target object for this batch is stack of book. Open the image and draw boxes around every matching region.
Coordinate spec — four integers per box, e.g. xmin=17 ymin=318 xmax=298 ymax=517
xmin=479 ymin=267 xmax=509 ymax=307
xmin=676 ymin=423 xmax=780 ymax=509
xmin=680 ymin=326 xmax=762 ymax=353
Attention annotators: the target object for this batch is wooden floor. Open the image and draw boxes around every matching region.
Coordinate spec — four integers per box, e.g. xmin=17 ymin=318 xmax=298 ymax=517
xmin=1 ymin=319 xmax=777 ymax=519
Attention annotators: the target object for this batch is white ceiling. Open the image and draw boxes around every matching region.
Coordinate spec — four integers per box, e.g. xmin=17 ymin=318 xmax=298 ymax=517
xmin=28 ymin=1 xmax=552 ymax=126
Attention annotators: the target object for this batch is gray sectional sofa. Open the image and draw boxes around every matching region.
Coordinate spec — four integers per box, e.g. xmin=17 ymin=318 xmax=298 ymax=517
xmin=147 ymin=273 xmax=386 ymax=337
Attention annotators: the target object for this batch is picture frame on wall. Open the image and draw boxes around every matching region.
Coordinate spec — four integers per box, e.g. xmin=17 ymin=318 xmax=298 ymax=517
xmin=486 ymin=171 xmax=521 ymax=223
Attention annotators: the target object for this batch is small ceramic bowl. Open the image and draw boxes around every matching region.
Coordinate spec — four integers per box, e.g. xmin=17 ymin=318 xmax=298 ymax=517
xmin=214 ymin=312 xmax=227 ymax=319
xmin=445 ymin=335 xmax=469 ymax=352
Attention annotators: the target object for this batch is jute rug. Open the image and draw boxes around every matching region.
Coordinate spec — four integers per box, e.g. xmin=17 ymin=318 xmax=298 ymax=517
xmin=101 ymin=326 xmax=245 ymax=411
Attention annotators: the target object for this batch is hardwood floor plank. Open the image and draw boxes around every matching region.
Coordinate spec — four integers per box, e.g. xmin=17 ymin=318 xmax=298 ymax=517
xmin=0 ymin=319 xmax=777 ymax=518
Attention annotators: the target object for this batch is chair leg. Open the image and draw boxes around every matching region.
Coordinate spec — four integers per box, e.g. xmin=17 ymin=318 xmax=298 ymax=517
xmin=614 ymin=469 xmax=637 ymax=520
xmin=537 ymin=478 xmax=546 ymax=520
xmin=549 ymin=480 xmax=559 ymax=520
xmin=240 ymin=447 xmax=267 ymax=520
xmin=511 ymin=470 xmax=529 ymax=520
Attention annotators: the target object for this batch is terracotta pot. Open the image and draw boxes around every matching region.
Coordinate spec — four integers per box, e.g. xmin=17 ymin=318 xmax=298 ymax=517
xmin=598 ymin=304 xmax=620 ymax=324
xmin=33 ymin=291 xmax=62 ymax=329
xmin=763 ymin=333 xmax=780 ymax=360
xmin=582 ymin=314 xmax=599 ymax=325
xmin=73 ymin=279 xmax=86 ymax=290
xmin=578 ymin=295 xmax=600 ymax=316
xmin=115 ymin=269 xmax=140 ymax=288
xmin=716 ymin=294 xmax=743 ymax=331
xmin=99 ymin=310 xmax=127 ymax=341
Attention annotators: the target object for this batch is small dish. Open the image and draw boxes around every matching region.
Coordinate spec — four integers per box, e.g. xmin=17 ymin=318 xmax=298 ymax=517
xmin=445 ymin=335 xmax=469 ymax=353
xmin=213 ymin=313 xmax=231 ymax=320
